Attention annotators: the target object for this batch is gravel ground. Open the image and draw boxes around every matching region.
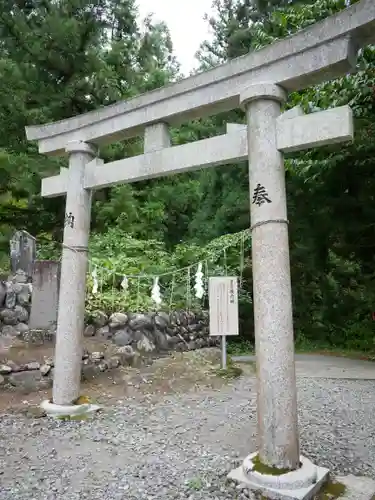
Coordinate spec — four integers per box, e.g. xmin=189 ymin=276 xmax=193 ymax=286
xmin=0 ymin=375 xmax=374 ymax=500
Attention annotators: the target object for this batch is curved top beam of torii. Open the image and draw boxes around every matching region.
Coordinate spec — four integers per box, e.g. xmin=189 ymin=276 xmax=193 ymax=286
xmin=25 ymin=0 xmax=375 ymax=156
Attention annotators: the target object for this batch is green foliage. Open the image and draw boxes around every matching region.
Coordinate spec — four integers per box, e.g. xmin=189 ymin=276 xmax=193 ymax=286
xmin=227 ymin=339 xmax=254 ymax=355
xmin=215 ymin=363 xmax=243 ymax=379
xmin=81 ymin=228 xmax=252 ymax=317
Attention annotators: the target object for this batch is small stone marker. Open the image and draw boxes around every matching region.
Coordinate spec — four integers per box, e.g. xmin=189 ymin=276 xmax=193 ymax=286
xmin=9 ymin=230 xmax=36 ymax=280
xmin=29 ymin=261 xmax=60 ymax=330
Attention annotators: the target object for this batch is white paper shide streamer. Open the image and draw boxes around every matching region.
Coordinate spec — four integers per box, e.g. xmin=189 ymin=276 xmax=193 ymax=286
xmin=194 ymin=262 xmax=205 ymax=299
xmin=91 ymin=267 xmax=98 ymax=294
xmin=121 ymin=275 xmax=128 ymax=292
xmin=151 ymin=276 xmax=162 ymax=307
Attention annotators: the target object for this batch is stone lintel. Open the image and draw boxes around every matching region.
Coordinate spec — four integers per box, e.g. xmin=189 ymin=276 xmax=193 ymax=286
xmin=41 ymin=170 xmax=69 ymax=198
xmin=25 ymin=1 xmax=374 ymax=157
xmin=83 ymin=130 xmax=248 ymax=190
xmin=276 ymin=105 xmax=353 ymax=153
xmin=226 ymin=123 xmax=247 ymax=134
xmin=40 ymin=104 xmax=354 ymax=198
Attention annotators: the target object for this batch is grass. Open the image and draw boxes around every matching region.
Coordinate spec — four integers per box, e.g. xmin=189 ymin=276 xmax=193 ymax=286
xmin=296 ymin=345 xmax=375 ymax=361
xmin=227 ymin=339 xmax=375 ymax=361
xmin=215 ymin=364 xmax=243 ymax=379
xmin=186 ymin=477 xmax=204 ymax=490
xmin=214 ymin=355 xmax=243 ymax=379
xmin=251 ymin=454 xmax=294 ymax=475
xmin=316 ymin=479 xmax=346 ymax=499
xmin=227 ymin=340 xmax=254 ymax=356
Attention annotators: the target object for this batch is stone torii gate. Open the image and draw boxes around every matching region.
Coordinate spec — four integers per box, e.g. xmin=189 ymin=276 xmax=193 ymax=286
xmin=25 ymin=1 xmax=375 ymax=498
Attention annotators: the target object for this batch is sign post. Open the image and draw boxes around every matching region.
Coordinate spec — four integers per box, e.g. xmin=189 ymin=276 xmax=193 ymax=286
xmin=208 ymin=277 xmax=239 ymax=369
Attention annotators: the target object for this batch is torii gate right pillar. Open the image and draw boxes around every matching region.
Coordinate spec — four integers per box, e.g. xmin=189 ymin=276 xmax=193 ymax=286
xmin=242 ymin=84 xmax=299 ymax=470
xmin=228 ymin=83 xmax=328 ymax=498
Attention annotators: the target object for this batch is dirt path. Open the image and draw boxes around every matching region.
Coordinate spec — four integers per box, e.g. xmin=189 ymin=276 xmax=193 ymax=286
xmin=0 ymin=348 xmax=253 ymax=413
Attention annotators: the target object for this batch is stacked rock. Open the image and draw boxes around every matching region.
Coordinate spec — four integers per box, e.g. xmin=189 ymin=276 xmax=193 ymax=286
xmin=84 ymin=309 xmax=217 ymax=353
xmin=0 ymin=270 xmax=32 ymax=343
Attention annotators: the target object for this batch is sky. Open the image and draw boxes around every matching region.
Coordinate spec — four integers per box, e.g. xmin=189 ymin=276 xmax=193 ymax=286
xmin=137 ymin=0 xmax=214 ymax=75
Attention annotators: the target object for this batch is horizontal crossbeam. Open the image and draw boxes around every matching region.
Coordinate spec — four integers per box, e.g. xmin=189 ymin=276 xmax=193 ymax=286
xmin=276 ymin=105 xmax=353 ymax=153
xmin=26 ymin=0 xmax=374 ymax=156
xmin=41 ymin=106 xmax=354 ymax=198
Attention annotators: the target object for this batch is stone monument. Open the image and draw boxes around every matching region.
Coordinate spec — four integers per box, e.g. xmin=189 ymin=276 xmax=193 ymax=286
xmin=9 ymin=230 xmax=36 ymax=280
xmin=24 ymin=1 xmax=375 ymax=497
xmin=29 ymin=260 xmax=61 ymax=331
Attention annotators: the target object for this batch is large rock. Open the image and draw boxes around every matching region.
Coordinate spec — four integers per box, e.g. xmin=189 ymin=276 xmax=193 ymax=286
xmin=107 ymin=356 xmax=120 ymax=369
xmin=11 ymin=283 xmax=22 ymax=294
xmin=8 ymin=371 xmax=52 ymax=393
xmin=154 ymin=312 xmax=170 ymax=330
xmin=113 ymin=328 xmax=133 ymax=347
xmin=153 ymin=329 xmax=168 ymax=350
xmin=5 ymin=360 xmax=21 ymax=372
xmin=84 ymin=325 xmax=95 ymax=337
xmin=187 ymin=323 xmax=201 ymax=333
xmin=14 ymin=322 xmax=29 ymax=336
xmin=25 ymin=361 xmax=40 ymax=371
xmin=0 ymin=364 xmax=12 ymax=375
xmin=40 ymin=364 xmax=51 ymax=376
xmin=115 ymin=346 xmax=136 ymax=365
xmin=16 ymin=285 xmax=31 ymax=306
xmin=4 ymin=283 xmax=16 ymax=309
xmin=0 ymin=308 xmax=18 ymax=325
xmin=168 ymin=335 xmax=180 ymax=347
xmin=109 ymin=312 xmax=128 ymax=329
xmin=128 ymin=313 xmax=153 ymax=331
xmin=92 ymin=310 xmax=108 ymax=327
xmin=136 ymin=335 xmax=155 ymax=353
xmin=131 ymin=330 xmax=144 ymax=343
xmin=14 ymin=269 xmax=27 ymax=283
xmin=169 ymin=312 xmax=178 ymax=326
xmin=96 ymin=325 xmax=111 ymax=339
xmin=14 ymin=305 xmax=29 ymax=323
xmin=81 ymin=363 xmax=101 ymax=381
xmin=0 ymin=324 xmax=18 ymax=337
xmin=0 ymin=333 xmax=17 ymax=353
xmin=178 ymin=311 xmax=189 ymax=326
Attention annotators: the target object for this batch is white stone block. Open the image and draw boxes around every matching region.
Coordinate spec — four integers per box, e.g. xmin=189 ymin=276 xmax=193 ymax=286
xmin=144 ymin=123 xmax=171 ymax=153
xmin=279 ymin=106 xmax=304 ymax=120
xmin=41 ymin=170 xmax=68 ymax=198
xmin=228 ymin=453 xmax=329 ymax=500
xmin=276 ymin=105 xmax=353 ymax=153
xmin=337 ymin=474 xmax=375 ymax=499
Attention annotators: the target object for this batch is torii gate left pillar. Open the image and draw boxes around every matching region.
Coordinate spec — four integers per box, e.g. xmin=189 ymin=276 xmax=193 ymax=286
xmin=53 ymin=141 xmax=96 ymax=406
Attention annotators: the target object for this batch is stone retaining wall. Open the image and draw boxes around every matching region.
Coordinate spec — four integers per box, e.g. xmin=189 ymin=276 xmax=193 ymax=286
xmin=0 ymin=280 xmax=215 ymax=392
xmin=85 ymin=309 xmax=213 ymax=353
xmin=0 ymin=270 xmax=32 ymax=344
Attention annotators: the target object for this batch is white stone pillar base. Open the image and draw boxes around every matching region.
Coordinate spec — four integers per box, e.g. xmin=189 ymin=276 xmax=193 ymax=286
xmin=41 ymin=399 xmax=101 ymax=419
xmin=228 ymin=453 xmax=329 ymax=500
